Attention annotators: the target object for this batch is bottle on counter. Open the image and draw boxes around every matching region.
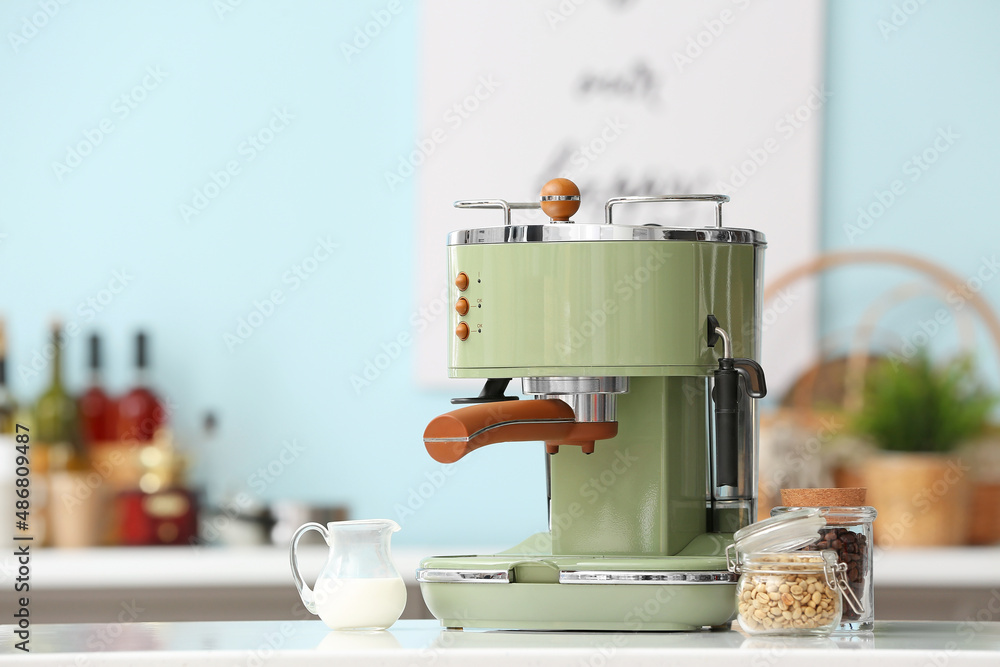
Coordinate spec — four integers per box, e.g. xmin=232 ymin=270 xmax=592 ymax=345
xmin=35 ymin=320 xmax=95 ymax=547
xmin=79 ymin=333 xmax=117 ymax=447
xmin=117 ymin=331 xmax=166 ymax=443
xmin=35 ymin=320 xmax=82 ymax=453
xmin=0 ymin=320 xmax=17 ymax=434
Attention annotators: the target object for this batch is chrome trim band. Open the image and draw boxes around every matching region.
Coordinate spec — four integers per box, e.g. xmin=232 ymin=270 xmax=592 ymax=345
xmin=559 ymin=570 xmax=737 ymax=585
xmin=416 ymin=568 xmax=511 ymax=584
xmin=447 ymin=225 xmax=766 ymax=246
xmin=423 ymin=417 xmax=575 ymax=444
xmin=540 ymin=195 xmax=580 ymax=201
xmin=522 ymin=376 xmax=629 ymax=395
xmin=547 ymin=393 xmax=618 ymax=423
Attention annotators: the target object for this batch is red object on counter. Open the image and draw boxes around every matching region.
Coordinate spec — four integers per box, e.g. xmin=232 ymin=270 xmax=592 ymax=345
xmin=80 ymin=333 xmax=117 ymax=444
xmin=80 ymin=386 xmax=116 ymax=443
xmin=116 ymin=488 xmax=198 ymax=546
xmin=117 ymin=331 xmax=166 ymax=442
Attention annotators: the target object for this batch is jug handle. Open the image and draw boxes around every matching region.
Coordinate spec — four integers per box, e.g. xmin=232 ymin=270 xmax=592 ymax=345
xmin=289 ymin=522 xmax=328 ymax=615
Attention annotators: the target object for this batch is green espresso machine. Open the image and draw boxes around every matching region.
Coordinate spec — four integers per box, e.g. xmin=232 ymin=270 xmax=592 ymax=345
xmin=419 ymin=178 xmax=768 ymax=631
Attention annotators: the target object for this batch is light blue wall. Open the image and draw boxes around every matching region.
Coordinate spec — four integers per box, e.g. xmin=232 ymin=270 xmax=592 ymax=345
xmin=0 ymin=0 xmax=545 ymax=549
xmin=821 ymin=0 xmax=1000 ymax=385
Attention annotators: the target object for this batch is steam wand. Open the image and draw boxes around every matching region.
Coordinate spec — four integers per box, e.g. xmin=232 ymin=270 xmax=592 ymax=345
xmin=707 ymin=315 xmax=767 ymax=487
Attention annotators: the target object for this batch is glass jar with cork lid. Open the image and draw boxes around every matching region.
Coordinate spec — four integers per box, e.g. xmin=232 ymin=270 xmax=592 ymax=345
xmin=772 ymin=487 xmax=877 ymax=632
xmin=727 ymin=508 xmax=864 ymax=636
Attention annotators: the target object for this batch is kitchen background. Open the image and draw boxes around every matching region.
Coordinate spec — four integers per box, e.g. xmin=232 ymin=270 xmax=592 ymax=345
xmin=1 ymin=0 xmax=999 ymax=622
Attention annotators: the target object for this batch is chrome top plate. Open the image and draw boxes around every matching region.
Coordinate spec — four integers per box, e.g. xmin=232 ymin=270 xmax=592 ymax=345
xmin=447 ymin=224 xmax=766 ymax=246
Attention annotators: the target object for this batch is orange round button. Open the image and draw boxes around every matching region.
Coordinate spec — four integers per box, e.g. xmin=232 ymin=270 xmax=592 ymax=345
xmin=455 ymin=297 xmax=470 ymax=315
xmin=455 ymin=272 xmax=469 ymax=291
xmin=455 ymin=322 xmax=470 ymax=340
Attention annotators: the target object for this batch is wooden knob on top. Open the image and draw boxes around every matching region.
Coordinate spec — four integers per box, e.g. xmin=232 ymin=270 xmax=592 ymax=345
xmin=540 ymin=178 xmax=581 ymax=222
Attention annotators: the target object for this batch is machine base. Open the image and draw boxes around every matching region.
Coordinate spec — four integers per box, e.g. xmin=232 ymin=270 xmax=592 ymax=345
xmin=421 ymin=584 xmax=735 ymax=631
xmin=417 ymin=536 xmax=738 ymax=632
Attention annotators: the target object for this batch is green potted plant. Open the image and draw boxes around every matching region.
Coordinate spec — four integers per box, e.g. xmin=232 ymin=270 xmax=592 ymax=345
xmin=854 ymin=353 xmax=996 ymax=547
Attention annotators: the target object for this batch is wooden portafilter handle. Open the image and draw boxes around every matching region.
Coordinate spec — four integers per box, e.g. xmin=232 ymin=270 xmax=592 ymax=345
xmin=423 ymin=399 xmax=617 ymax=463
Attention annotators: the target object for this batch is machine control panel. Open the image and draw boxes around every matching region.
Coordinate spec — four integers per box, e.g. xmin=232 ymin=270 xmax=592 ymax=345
xmin=455 ymin=272 xmax=481 ymax=340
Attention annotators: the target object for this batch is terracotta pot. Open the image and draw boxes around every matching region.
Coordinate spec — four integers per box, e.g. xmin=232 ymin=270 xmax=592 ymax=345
xmin=969 ymin=483 xmax=1000 ymax=545
xmin=863 ymin=453 xmax=971 ymax=547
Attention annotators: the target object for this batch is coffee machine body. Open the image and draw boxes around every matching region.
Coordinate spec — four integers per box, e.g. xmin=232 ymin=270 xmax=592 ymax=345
xmin=419 ymin=184 xmax=766 ymax=630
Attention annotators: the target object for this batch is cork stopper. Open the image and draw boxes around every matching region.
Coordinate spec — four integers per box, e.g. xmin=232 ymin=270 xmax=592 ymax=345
xmin=780 ymin=487 xmax=867 ymax=507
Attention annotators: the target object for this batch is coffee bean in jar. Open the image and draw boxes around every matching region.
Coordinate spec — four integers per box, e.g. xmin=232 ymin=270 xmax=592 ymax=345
xmin=805 ymin=527 xmax=867 ymax=621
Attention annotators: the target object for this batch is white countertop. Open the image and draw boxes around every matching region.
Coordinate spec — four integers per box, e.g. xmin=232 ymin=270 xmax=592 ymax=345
xmin=1 ymin=620 xmax=998 ymax=666
xmin=13 ymin=544 xmax=1000 ymax=590
xmin=16 ymin=545 xmax=445 ymax=589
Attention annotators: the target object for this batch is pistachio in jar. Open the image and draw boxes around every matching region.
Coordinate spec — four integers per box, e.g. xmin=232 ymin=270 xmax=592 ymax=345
xmin=736 ymin=553 xmax=842 ymax=635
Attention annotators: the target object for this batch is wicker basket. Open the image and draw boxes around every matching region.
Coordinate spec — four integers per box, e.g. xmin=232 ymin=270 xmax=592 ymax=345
xmin=759 ymin=250 xmax=1000 ymax=545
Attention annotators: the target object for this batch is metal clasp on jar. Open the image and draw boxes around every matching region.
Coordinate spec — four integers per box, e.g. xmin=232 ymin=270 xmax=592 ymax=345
xmin=726 ymin=543 xmax=739 ymax=573
xmin=828 ymin=560 xmax=865 ymax=617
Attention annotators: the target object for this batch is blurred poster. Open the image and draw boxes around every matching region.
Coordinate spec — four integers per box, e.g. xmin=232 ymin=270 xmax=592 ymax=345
xmin=413 ymin=0 xmax=825 ymax=398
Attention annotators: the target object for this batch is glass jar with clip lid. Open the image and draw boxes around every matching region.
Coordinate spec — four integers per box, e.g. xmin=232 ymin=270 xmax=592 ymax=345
xmin=726 ymin=508 xmax=864 ymax=636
